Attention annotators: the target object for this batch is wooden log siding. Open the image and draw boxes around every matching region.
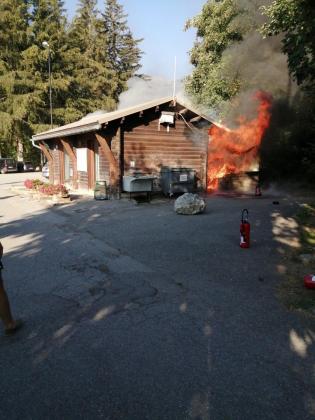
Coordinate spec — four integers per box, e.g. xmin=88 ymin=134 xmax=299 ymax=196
xmin=123 ymin=117 xmax=208 ymax=189
xmin=60 ymin=138 xmax=78 ymax=189
xmin=77 ymin=169 xmax=88 ymax=190
xmin=97 ymin=144 xmax=110 ymax=183
xmin=52 ymin=148 xmax=61 ymax=185
xmin=87 ymin=144 xmax=95 ymax=190
xmin=59 ymin=147 xmax=65 ymax=184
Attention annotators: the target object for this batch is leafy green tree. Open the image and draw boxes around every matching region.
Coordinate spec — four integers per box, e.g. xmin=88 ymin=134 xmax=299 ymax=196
xmin=261 ymin=0 xmax=315 ymax=90
xmin=260 ymin=0 xmax=315 ymax=184
xmin=101 ymin=0 xmax=143 ymax=101
xmin=260 ymin=93 xmax=315 ymax=184
xmin=185 ymin=0 xmax=247 ymax=109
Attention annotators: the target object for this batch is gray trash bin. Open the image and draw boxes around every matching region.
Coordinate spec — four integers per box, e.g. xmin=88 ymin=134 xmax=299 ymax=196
xmin=160 ymin=167 xmax=196 ymax=196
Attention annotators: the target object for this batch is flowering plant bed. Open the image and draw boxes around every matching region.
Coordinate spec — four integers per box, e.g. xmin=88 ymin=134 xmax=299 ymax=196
xmin=24 ymin=179 xmax=70 ymax=200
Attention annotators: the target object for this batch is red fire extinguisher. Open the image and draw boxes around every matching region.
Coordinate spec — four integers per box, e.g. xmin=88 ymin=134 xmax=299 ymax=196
xmin=240 ymin=209 xmax=250 ymax=248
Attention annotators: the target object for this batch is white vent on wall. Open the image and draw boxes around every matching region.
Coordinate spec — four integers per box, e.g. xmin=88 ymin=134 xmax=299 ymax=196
xmin=158 ymin=111 xmax=175 ymax=132
xmin=159 ymin=111 xmax=174 ymax=124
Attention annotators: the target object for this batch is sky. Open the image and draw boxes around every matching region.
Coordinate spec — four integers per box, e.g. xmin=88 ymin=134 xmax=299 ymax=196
xmin=64 ymin=0 xmax=205 ymax=80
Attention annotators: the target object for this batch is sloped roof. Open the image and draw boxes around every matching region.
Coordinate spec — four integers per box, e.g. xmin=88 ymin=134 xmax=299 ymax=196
xmin=32 ymin=96 xmax=213 ymax=142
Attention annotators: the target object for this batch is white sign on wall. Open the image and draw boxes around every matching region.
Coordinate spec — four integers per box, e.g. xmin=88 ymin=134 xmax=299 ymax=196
xmin=76 ymin=148 xmax=87 ymax=172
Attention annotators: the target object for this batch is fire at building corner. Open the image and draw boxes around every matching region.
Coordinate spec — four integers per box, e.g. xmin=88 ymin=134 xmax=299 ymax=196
xmin=207 ymin=91 xmax=272 ymax=193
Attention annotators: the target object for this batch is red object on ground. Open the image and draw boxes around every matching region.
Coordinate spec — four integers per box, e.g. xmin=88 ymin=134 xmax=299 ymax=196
xmin=240 ymin=209 xmax=250 ymax=248
xmin=304 ymin=274 xmax=315 ymax=289
xmin=255 ymin=184 xmax=262 ymax=196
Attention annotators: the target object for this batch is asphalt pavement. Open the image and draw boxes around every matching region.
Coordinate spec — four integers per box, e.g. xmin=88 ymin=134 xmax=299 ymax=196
xmin=0 ymin=173 xmax=314 ymax=420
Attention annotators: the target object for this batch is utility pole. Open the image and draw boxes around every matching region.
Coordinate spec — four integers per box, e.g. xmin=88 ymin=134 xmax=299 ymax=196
xmin=42 ymin=41 xmax=53 ymax=129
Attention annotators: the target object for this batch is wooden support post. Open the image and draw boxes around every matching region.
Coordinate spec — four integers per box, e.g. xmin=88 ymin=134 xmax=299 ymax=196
xmin=95 ymin=133 xmax=120 ymax=195
xmin=39 ymin=142 xmax=54 ymax=183
xmin=60 ymin=138 xmax=78 ymax=189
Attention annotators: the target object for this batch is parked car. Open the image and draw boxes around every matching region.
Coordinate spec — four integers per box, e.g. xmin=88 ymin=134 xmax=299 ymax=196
xmin=23 ymin=161 xmax=34 ymax=171
xmin=0 ymin=158 xmax=17 ymax=174
xmin=17 ymin=161 xmax=24 ymax=172
xmin=42 ymin=163 xmax=49 ymax=178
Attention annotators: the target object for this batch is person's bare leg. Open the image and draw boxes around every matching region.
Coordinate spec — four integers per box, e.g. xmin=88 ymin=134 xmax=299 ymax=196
xmin=0 ymin=273 xmax=17 ymax=331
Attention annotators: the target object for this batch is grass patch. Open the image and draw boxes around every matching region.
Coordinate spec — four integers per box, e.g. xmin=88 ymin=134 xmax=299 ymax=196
xmin=278 ymin=201 xmax=315 ymax=316
xmin=297 ymin=203 xmax=315 ymax=250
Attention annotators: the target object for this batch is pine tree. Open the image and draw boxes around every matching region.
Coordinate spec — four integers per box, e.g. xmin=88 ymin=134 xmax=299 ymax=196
xmin=0 ymin=0 xmax=143 ymax=159
xmin=101 ymin=0 xmax=143 ymax=101
xmin=0 ymin=0 xmax=31 ymax=158
xmin=69 ymin=0 xmax=98 ymax=54
xmin=67 ymin=0 xmax=117 ymax=115
xmin=24 ymin=0 xmax=73 ymax=130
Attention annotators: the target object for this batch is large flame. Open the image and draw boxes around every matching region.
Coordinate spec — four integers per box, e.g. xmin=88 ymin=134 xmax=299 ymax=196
xmin=207 ymin=91 xmax=272 ymax=191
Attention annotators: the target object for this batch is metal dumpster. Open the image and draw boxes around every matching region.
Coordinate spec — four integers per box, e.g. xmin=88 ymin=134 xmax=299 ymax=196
xmin=160 ymin=167 xmax=196 ymax=196
xmin=123 ymin=175 xmax=155 ymax=201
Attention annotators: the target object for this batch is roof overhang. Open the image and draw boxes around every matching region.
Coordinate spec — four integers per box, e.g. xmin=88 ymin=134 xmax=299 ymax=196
xmin=32 ymin=122 xmax=102 ymax=142
xmin=31 ymin=96 xmax=214 ymax=143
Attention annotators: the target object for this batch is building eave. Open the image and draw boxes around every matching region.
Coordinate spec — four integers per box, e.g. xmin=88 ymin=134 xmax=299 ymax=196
xmin=31 ymin=96 xmax=215 ymax=143
xmin=32 ymin=122 xmax=103 ymax=142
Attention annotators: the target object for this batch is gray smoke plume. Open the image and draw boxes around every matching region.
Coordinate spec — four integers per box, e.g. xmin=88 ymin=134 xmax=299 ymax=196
xmin=118 ymin=76 xmax=175 ymax=109
xmin=119 ymin=0 xmax=293 ymax=126
xmin=118 ymin=75 xmax=219 ymax=122
xmin=118 ymin=76 xmax=194 ymax=110
xmin=219 ymin=0 xmax=296 ymax=124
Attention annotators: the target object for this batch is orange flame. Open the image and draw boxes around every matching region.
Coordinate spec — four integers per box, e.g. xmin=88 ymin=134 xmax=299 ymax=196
xmin=207 ymin=91 xmax=272 ymax=192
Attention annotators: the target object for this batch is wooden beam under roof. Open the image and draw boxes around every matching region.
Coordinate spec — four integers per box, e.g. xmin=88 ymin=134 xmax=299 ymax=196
xmin=39 ymin=142 xmax=53 ymax=161
xmin=39 ymin=142 xmax=54 ymax=183
xmin=60 ymin=138 xmax=78 ymax=189
xmin=190 ymin=115 xmax=202 ymax=123
xmin=95 ymin=133 xmax=120 ymax=187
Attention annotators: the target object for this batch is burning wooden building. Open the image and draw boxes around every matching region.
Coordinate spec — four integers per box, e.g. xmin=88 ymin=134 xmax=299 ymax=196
xmin=31 ymin=92 xmax=271 ymax=196
xmin=31 ymin=97 xmax=212 ymax=196
xmin=206 ymin=91 xmax=272 ymax=193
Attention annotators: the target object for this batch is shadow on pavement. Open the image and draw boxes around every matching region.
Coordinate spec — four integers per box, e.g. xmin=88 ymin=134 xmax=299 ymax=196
xmin=0 ymin=192 xmax=314 ymax=419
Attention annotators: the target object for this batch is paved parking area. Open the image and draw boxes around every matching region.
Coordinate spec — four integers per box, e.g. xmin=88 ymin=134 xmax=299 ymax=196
xmin=0 ymin=173 xmax=314 ymax=420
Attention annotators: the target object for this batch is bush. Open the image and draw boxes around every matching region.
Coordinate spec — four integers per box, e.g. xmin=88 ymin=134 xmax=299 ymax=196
xmin=38 ymin=184 xmax=68 ymax=196
xmin=24 ymin=179 xmax=45 ymax=190
xmin=24 ymin=179 xmax=34 ymax=189
xmin=24 ymin=179 xmax=68 ymax=196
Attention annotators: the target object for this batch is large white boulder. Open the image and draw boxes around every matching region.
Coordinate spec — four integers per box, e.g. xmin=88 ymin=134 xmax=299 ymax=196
xmin=174 ymin=193 xmax=206 ymax=215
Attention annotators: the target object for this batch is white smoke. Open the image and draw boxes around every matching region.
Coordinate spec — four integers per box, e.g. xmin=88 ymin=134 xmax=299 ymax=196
xmin=118 ymin=75 xmax=219 ymax=122
xmin=118 ymin=76 xmax=184 ymax=109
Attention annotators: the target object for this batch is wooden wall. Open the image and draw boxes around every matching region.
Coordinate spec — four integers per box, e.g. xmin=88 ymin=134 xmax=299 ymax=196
xmin=123 ymin=114 xmax=208 ymax=189
xmin=44 ymin=105 xmax=210 ymax=193
xmin=51 ymin=148 xmax=60 ymax=184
